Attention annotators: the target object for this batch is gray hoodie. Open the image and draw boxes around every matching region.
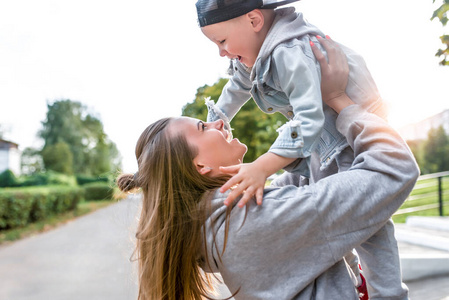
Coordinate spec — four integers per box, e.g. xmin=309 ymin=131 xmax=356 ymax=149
xmin=200 ymin=105 xmax=419 ymax=299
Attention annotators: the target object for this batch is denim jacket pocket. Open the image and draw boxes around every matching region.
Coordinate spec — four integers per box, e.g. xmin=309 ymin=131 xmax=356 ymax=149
xmin=315 ymin=107 xmax=350 ymax=170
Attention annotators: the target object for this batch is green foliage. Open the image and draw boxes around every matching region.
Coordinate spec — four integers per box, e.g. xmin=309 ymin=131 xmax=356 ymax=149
xmin=0 ymin=186 xmax=83 ymax=230
xmin=0 ymin=170 xmax=18 ymax=187
xmin=431 ymin=1 xmax=449 ymax=65
xmin=21 ymin=147 xmax=45 ymax=175
xmin=393 ymin=176 xmax=449 ymax=223
xmin=406 ymin=140 xmax=425 ymax=174
xmin=423 ymin=125 xmax=449 ymax=173
xmin=44 ymin=171 xmax=77 ymax=186
xmin=17 ymin=171 xmax=77 ymax=187
xmin=406 ymin=125 xmax=449 ymax=175
xmin=182 ymin=78 xmax=229 ymax=121
xmin=39 ymin=99 xmax=122 ymax=176
xmin=231 ymin=101 xmax=285 ymax=162
xmin=76 ymin=174 xmax=109 ymax=185
xmin=83 ymin=182 xmax=114 ymax=201
xmin=41 ymin=142 xmax=73 ymax=174
xmin=182 ymin=78 xmax=286 ymax=163
xmin=19 ymin=173 xmax=49 ymax=187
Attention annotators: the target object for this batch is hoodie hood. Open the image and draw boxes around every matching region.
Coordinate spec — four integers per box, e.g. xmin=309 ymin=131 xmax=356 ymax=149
xmin=251 ymin=6 xmax=324 ymax=80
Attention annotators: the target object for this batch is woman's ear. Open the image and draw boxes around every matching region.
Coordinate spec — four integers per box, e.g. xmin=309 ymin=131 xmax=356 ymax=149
xmin=196 ymin=163 xmax=213 ymax=175
xmin=247 ymin=9 xmax=264 ymax=32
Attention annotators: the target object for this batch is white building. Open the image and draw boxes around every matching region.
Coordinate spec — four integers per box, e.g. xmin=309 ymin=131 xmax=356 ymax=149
xmin=0 ymin=139 xmax=21 ymax=175
xmin=398 ymin=109 xmax=449 ymax=141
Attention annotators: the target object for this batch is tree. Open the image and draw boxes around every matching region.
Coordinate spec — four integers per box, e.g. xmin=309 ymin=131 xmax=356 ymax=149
xmin=405 ymin=140 xmax=424 ymax=174
xmin=39 ymin=99 xmax=121 ymax=176
xmin=41 ymin=142 xmax=74 ymax=174
xmin=423 ymin=125 xmax=449 ymax=173
xmin=431 ymin=0 xmax=449 ymax=66
xmin=21 ymin=147 xmax=45 ymax=175
xmin=182 ymin=78 xmax=286 ymax=163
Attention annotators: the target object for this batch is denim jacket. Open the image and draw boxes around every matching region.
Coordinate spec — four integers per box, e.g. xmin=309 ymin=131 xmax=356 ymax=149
xmin=206 ymin=7 xmax=386 ymax=177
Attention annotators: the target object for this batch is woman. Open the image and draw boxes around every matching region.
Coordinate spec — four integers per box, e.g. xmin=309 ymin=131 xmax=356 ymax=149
xmin=117 ymin=38 xmax=419 ymax=300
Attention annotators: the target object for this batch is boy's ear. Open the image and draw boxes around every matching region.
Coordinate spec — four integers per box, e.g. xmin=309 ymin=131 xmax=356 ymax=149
xmin=247 ymin=9 xmax=264 ymax=32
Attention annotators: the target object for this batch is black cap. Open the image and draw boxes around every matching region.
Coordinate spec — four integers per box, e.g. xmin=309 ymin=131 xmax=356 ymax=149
xmin=196 ymin=0 xmax=300 ymax=27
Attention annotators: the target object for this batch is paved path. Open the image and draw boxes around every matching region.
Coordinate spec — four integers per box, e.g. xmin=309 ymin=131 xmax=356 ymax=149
xmin=0 ymin=195 xmax=448 ymax=300
xmin=0 ymin=195 xmax=140 ymax=300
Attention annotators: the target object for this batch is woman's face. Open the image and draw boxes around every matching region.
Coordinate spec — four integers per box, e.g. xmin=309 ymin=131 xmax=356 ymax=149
xmin=169 ymin=117 xmax=247 ymax=175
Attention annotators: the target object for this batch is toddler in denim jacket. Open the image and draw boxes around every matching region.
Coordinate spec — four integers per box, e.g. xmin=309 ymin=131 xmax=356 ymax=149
xmin=196 ymin=0 xmax=409 ymax=298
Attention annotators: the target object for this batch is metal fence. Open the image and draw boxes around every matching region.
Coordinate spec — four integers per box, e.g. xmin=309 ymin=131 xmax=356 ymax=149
xmin=394 ymin=170 xmax=449 ymax=216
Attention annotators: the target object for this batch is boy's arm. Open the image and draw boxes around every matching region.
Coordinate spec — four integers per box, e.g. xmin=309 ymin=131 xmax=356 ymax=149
xmin=207 ymin=60 xmax=253 ymax=126
xmin=221 ymin=37 xmax=351 ymax=208
xmin=267 ymin=39 xmax=326 ymax=166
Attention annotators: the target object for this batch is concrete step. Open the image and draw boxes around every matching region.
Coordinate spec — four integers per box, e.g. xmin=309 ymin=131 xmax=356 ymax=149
xmin=395 ymin=216 xmax=449 ymax=281
xmin=395 ymin=216 xmax=449 ymax=252
xmin=405 ymin=215 xmax=449 ymax=232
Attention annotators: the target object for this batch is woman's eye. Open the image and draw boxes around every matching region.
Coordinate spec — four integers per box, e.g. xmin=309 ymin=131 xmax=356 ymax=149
xmin=200 ymin=122 xmax=206 ymax=131
xmin=219 ymin=39 xmax=225 ymax=44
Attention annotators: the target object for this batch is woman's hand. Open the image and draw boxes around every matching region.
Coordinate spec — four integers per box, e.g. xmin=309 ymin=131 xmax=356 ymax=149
xmin=310 ymin=36 xmax=354 ymax=113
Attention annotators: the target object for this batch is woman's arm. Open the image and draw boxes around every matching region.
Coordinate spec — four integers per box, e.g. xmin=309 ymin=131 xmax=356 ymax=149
xmin=204 ymin=105 xmax=419 ymax=297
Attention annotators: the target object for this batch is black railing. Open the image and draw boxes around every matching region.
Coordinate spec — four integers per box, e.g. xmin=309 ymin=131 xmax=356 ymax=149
xmin=394 ymin=171 xmax=449 ymax=216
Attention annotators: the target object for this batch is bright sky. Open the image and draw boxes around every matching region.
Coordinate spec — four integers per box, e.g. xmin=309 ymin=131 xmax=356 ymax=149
xmin=1 ymin=0 xmax=448 ymax=173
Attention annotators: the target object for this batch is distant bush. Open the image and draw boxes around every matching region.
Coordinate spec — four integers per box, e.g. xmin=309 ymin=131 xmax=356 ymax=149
xmin=83 ymin=182 xmax=114 ymax=201
xmin=0 ymin=186 xmax=83 ymax=230
xmin=0 ymin=170 xmax=18 ymax=188
xmin=45 ymin=171 xmax=77 ymax=186
xmin=19 ymin=173 xmax=49 ymax=186
xmin=76 ymin=175 xmax=109 ymax=186
xmin=18 ymin=171 xmax=77 ymax=187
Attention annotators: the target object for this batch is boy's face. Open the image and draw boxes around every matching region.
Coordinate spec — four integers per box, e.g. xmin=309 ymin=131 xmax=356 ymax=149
xmin=201 ymin=14 xmax=263 ymax=68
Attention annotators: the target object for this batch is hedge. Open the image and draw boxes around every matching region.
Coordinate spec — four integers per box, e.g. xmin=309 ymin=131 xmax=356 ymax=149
xmin=83 ymin=182 xmax=114 ymax=201
xmin=76 ymin=175 xmax=109 ymax=186
xmin=0 ymin=186 xmax=84 ymax=230
xmin=18 ymin=171 xmax=77 ymax=187
xmin=0 ymin=170 xmax=18 ymax=187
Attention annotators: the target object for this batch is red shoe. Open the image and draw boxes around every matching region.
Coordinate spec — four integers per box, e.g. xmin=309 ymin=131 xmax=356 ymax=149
xmin=357 ymin=273 xmax=369 ymax=300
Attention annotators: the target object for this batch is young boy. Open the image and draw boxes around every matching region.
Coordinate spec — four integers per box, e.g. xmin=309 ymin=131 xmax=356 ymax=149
xmin=196 ymin=0 xmax=409 ymax=299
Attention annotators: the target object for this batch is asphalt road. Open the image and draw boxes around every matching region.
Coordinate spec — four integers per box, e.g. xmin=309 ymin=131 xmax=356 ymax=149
xmin=0 ymin=195 xmax=448 ymax=300
xmin=0 ymin=195 xmax=140 ymax=300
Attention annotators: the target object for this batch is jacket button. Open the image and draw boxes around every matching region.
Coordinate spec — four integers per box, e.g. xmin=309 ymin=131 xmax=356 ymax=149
xmin=234 ymin=66 xmax=238 ymax=71
xmin=291 ymin=131 xmax=298 ymax=138
xmin=287 ymin=111 xmax=294 ymax=117
xmin=267 ymin=107 xmax=273 ymax=112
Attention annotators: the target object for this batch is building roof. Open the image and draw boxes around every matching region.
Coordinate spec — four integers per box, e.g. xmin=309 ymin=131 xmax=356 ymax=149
xmin=0 ymin=139 xmax=19 ymax=149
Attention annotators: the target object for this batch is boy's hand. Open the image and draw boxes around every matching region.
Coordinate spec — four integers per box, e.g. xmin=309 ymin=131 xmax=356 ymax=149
xmin=219 ymin=162 xmax=268 ymax=208
xmin=219 ymin=152 xmax=296 ymax=208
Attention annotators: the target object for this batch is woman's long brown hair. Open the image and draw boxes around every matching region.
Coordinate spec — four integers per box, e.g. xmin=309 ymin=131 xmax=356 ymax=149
xmin=117 ymin=118 xmax=234 ymax=300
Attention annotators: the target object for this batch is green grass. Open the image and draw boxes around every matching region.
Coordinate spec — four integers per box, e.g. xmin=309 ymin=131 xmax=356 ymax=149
xmin=0 ymin=199 xmax=115 ymax=246
xmin=392 ymin=176 xmax=449 ymax=223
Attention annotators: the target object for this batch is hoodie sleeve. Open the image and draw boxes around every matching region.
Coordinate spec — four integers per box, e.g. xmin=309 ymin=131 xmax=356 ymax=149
xmin=268 ymin=42 xmax=324 ymax=161
xmin=203 ymin=105 xmax=419 ymax=298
